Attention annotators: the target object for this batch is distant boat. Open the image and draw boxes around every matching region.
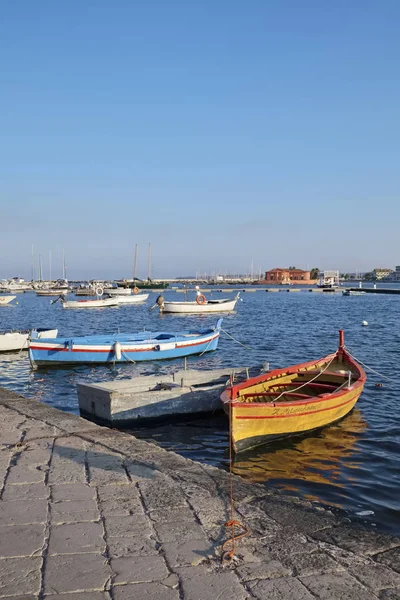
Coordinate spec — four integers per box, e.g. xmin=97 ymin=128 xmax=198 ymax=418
xmin=220 ymin=330 xmax=366 ymax=453
xmin=36 ymin=289 xmax=69 ymax=297
xmin=110 ymin=294 xmax=149 ymax=305
xmin=117 ymin=279 xmax=169 ymax=290
xmin=342 ymin=290 xmax=366 ymax=296
xmin=60 ymin=297 xmax=119 ymax=309
xmin=104 ymin=287 xmax=132 ymax=296
xmin=0 ymin=295 xmax=16 ymax=306
xmin=0 ymin=328 xmax=58 ymax=353
xmin=156 ymin=288 xmax=240 ymax=314
xmin=29 ymin=319 xmax=223 ymax=367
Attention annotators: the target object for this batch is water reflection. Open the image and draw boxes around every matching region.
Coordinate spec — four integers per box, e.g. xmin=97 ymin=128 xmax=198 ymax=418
xmin=233 ymin=410 xmax=367 ymax=506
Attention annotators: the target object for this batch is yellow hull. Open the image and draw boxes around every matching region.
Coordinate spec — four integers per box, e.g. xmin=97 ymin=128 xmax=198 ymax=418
xmin=231 ymin=386 xmax=363 ymax=452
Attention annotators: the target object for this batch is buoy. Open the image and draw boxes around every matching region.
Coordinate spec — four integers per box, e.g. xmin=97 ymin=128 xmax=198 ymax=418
xmin=114 ymin=341 xmax=122 ymax=361
xmin=362 ymin=321 xmax=368 ymax=326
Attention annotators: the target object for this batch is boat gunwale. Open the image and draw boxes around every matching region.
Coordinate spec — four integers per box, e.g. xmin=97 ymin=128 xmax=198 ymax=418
xmin=221 ymin=348 xmax=366 ymax=409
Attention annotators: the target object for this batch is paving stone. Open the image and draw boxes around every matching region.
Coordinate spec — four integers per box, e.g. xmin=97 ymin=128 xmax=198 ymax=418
xmin=48 ymin=438 xmax=87 ymax=484
xmin=0 ymin=499 xmax=48 ymax=525
xmin=379 ymin=590 xmax=400 ymax=600
xmin=87 ymin=450 xmax=128 ymax=485
xmin=113 ymin=582 xmax=179 ymax=599
xmin=45 ymin=594 xmax=110 ymax=600
xmin=104 ymin=515 xmax=150 ymax=537
xmin=97 ymin=484 xmax=139 ymax=501
xmin=149 ymin=507 xmax=196 ymax=524
xmin=153 ymin=520 xmax=207 ymax=544
xmin=51 ymin=509 xmax=100 ymax=524
xmin=107 ymin=536 xmax=158 ymax=558
xmin=300 ymin=572 xmax=373 ymax=599
xmin=51 ymin=499 xmax=99 ymax=514
xmin=162 ymin=539 xmax=214 ymax=567
xmin=51 ymin=483 xmax=96 ymax=501
xmin=376 ymin=547 xmax=400 ymax=573
xmin=48 ymin=521 xmax=105 ymax=554
xmin=313 ymin=524 xmax=400 ymax=556
xmin=44 ymin=553 xmax=112 ymax=594
xmin=23 ymin=424 xmax=60 ymax=440
xmin=237 ymin=559 xmax=292 ymax=581
xmin=139 ymin=478 xmax=187 ymax=512
xmin=111 ymin=555 xmax=169 ymax=584
xmin=0 ymin=524 xmax=45 ymax=557
xmin=0 ymin=556 xmax=41 ymax=596
xmin=177 ymin=565 xmax=248 ymax=600
xmin=257 ymin=497 xmax=337 ymax=535
xmin=125 ymin=460 xmax=159 ymax=481
xmin=0 ymin=596 xmax=38 ymax=600
xmin=349 ymin=563 xmax=400 ymax=591
xmin=100 ymin=496 xmax=144 ymax=517
xmin=6 ymin=465 xmax=47 ymax=484
xmin=282 ymin=550 xmax=344 ymax=577
xmin=2 ymin=482 xmax=48 ymax=500
xmin=248 ymin=576 xmax=315 ymax=599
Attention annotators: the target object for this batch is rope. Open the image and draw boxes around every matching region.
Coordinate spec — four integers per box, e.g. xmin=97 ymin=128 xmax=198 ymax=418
xmin=221 ymin=386 xmax=249 ymax=562
xmin=344 ymin=347 xmax=395 ymax=382
xmin=265 ymin=353 xmax=337 ymax=402
xmin=121 ymin=350 xmax=136 ymax=364
xmin=220 ymin=327 xmax=254 ymax=351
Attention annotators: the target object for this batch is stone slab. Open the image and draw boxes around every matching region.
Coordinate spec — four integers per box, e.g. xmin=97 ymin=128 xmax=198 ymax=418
xmin=0 ymin=557 xmax=41 ymax=597
xmin=107 ymin=536 xmax=158 ymax=558
xmin=300 ymin=572 xmax=373 ymax=600
xmin=0 ymin=499 xmax=48 ymax=525
xmin=113 ymin=583 xmax=179 ymax=600
xmin=0 ymin=524 xmax=45 ymax=557
xmin=48 ymin=522 xmax=105 ymax=555
xmin=248 ymin=577 xmax=315 ymax=599
xmin=162 ymin=539 xmax=214 ymax=567
xmin=177 ymin=566 xmax=248 ymax=600
xmin=1 ymin=482 xmax=48 ymax=500
xmin=44 ymin=553 xmax=112 ymax=594
xmin=51 ymin=483 xmax=96 ymax=501
xmin=111 ymin=555 xmax=169 ymax=584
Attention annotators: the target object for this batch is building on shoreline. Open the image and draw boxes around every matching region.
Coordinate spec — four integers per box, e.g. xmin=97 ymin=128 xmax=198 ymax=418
xmin=264 ymin=268 xmax=313 ymax=284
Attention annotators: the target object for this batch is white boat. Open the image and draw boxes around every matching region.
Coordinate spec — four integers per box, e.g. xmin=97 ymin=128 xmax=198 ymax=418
xmin=104 ymin=287 xmax=132 ymax=296
xmin=0 ymin=296 xmax=16 ymax=306
xmin=0 ymin=328 xmax=58 ymax=353
xmin=157 ymin=288 xmax=240 ymax=314
xmin=342 ymin=290 xmax=366 ymax=296
xmin=112 ymin=294 xmax=149 ymax=305
xmin=0 ymin=278 xmax=32 ymax=293
xmin=61 ymin=297 xmax=119 ymax=309
xmin=36 ymin=289 xmax=68 ymax=297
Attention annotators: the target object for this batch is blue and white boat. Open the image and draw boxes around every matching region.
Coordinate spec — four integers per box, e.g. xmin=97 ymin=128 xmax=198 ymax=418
xmin=29 ymin=319 xmax=223 ymax=368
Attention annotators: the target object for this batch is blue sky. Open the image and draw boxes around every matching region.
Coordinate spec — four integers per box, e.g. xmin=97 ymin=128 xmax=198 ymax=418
xmin=1 ymin=1 xmax=399 ymax=279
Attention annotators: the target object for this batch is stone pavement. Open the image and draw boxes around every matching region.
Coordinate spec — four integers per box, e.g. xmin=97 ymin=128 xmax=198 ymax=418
xmin=0 ymin=388 xmax=399 ymax=600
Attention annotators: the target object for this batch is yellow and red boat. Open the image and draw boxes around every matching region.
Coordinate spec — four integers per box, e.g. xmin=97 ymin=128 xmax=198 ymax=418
xmin=220 ymin=331 xmax=366 ymax=453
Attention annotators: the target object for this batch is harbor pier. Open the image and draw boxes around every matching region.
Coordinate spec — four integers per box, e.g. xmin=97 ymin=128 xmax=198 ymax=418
xmin=0 ymin=388 xmax=399 ymax=599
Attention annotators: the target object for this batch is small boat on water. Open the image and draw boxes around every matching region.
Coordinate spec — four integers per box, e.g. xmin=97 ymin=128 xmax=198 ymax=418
xmin=0 ymin=329 xmax=58 ymax=353
xmin=342 ymin=290 xmax=366 ymax=296
xmin=0 ymin=295 xmax=16 ymax=306
xmin=29 ymin=319 xmax=223 ymax=367
xmin=156 ymin=287 xmax=240 ymax=314
xmin=220 ymin=330 xmax=366 ymax=453
xmin=110 ymin=294 xmax=149 ymax=305
xmin=36 ymin=289 xmax=69 ymax=297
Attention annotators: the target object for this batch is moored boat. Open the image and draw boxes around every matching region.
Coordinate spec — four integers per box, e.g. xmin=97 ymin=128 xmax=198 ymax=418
xmin=220 ymin=330 xmax=366 ymax=453
xmin=0 ymin=295 xmax=16 ymax=306
xmin=0 ymin=328 xmax=58 ymax=353
xmin=342 ymin=290 xmax=366 ymax=296
xmin=111 ymin=294 xmax=149 ymax=305
xmin=29 ymin=319 xmax=223 ymax=367
xmin=157 ymin=288 xmax=240 ymax=314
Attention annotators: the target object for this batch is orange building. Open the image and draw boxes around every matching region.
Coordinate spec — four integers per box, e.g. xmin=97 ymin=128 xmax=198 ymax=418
xmin=265 ymin=268 xmax=311 ymax=283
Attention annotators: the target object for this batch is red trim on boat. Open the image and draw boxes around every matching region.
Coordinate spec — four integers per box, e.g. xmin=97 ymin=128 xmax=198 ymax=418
xmin=235 ymin=395 xmax=356 ymax=419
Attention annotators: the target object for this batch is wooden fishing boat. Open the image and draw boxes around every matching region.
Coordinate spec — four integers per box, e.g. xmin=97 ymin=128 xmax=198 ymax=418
xmin=0 ymin=295 xmax=16 ymax=306
xmin=29 ymin=319 xmax=223 ymax=367
xmin=157 ymin=288 xmax=240 ymax=314
xmin=220 ymin=330 xmax=366 ymax=453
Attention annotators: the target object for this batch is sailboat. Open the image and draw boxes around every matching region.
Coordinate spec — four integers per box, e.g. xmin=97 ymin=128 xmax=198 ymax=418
xmin=116 ymin=243 xmax=169 ymax=290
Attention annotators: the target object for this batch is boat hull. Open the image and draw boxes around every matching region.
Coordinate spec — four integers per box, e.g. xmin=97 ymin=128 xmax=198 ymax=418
xmin=113 ymin=294 xmax=149 ymax=304
xmin=0 ymin=296 xmax=16 ymax=306
xmin=0 ymin=329 xmax=58 ymax=352
xmin=227 ymin=386 xmax=363 ymax=452
xmin=161 ymin=296 xmax=239 ymax=313
xmin=29 ymin=323 xmax=222 ymax=367
xmin=62 ymin=298 xmax=119 ymax=308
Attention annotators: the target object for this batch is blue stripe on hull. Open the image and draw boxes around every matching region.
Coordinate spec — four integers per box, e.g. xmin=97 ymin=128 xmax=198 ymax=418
xmin=30 ymin=337 xmax=219 ymax=366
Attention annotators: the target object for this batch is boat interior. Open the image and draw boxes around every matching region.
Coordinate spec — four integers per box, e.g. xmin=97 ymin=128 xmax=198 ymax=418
xmin=235 ymin=356 xmax=360 ymax=404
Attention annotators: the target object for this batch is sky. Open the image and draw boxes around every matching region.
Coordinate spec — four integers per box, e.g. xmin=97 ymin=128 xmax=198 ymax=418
xmin=1 ymin=1 xmax=399 ymax=280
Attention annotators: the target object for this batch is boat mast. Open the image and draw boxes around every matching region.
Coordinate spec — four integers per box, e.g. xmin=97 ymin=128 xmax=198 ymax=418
xmin=133 ymin=244 xmax=138 ymax=281
xmin=49 ymin=250 xmax=52 ymax=281
xmin=31 ymin=244 xmax=35 ymax=282
xmin=62 ymin=249 xmax=66 ymax=280
xmin=148 ymin=243 xmax=151 ymax=281
xmin=38 ymin=254 xmax=43 ymax=282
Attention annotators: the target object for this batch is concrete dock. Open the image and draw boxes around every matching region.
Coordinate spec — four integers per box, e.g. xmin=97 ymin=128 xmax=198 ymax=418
xmin=0 ymin=387 xmax=399 ymax=599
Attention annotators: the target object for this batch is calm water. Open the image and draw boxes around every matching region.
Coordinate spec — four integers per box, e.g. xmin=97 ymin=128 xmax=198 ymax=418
xmin=0 ymin=288 xmax=399 ymax=534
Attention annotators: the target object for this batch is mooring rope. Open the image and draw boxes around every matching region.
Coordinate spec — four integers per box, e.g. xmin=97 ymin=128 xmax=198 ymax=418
xmin=344 ymin=347 xmax=395 ymax=382
xmin=220 ymin=327 xmax=254 ymax=351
